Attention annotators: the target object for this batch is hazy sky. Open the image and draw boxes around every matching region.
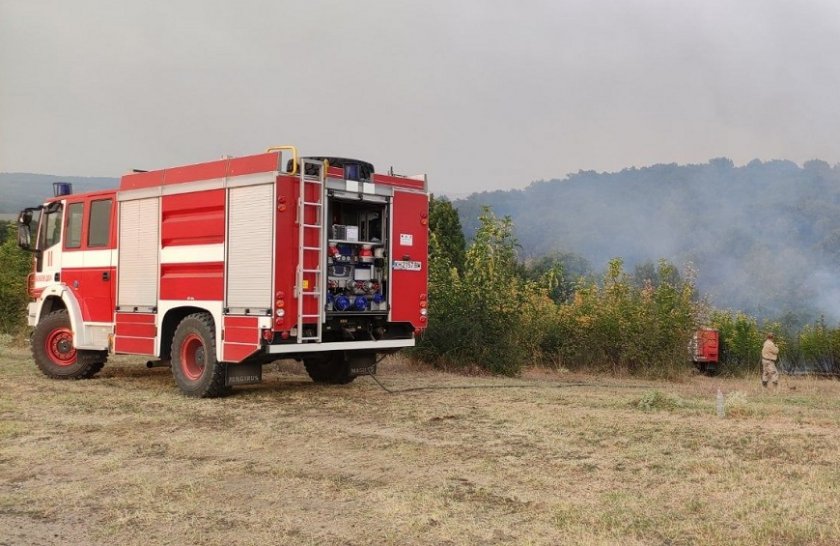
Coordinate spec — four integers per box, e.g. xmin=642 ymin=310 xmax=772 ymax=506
xmin=2 ymin=0 xmax=839 ymax=194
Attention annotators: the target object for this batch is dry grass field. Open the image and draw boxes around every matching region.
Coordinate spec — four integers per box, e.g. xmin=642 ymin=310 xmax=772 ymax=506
xmin=1 ymin=336 xmax=839 ymax=546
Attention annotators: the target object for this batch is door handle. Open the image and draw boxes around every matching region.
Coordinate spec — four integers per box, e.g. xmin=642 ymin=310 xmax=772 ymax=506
xmin=102 ymin=271 xmax=110 ymax=281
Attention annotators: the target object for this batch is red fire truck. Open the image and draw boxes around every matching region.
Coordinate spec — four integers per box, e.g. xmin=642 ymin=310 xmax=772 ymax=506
xmin=16 ymin=147 xmax=429 ymax=397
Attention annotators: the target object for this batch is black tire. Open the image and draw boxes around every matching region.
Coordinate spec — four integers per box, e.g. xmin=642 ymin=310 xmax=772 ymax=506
xmin=304 ymin=352 xmax=355 ymax=385
xmin=170 ymin=312 xmax=229 ymax=397
xmin=31 ymin=309 xmax=107 ymax=379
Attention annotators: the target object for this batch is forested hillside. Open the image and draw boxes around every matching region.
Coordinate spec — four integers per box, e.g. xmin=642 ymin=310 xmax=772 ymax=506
xmin=454 ymin=158 xmax=840 ymax=322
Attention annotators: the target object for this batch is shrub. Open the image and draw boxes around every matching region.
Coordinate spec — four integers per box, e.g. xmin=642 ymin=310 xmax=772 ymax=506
xmin=416 ymin=208 xmax=553 ymax=375
xmin=420 ymin=206 xmax=702 ymax=378
xmin=711 ymin=311 xmax=763 ymax=376
xmin=724 ymin=390 xmax=755 ymax=418
xmin=544 ymin=259 xmax=698 ymax=378
xmin=635 ymin=390 xmax=684 ymax=411
xmin=0 ymin=224 xmax=32 ymax=334
xmin=798 ymin=317 xmax=840 ymax=376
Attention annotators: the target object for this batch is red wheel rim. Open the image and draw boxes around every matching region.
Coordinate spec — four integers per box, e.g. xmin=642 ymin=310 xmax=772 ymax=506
xmin=180 ymin=334 xmax=205 ymax=381
xmin=45 ymin=327 xmax=76 ymax=366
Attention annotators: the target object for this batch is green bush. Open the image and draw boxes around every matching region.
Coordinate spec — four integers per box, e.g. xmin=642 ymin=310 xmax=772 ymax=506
xmin=428 ymin=195 xmax=466 ymax=273
xmin=798 ymin=317 xmax=840 ymax=375
xmin=419 ymin=207 xmax=701 ymax=378
xmin=709 ymin=310 xmax=763 ymax=375
xmin=709 ymin=311 xmax=800 ymax=376
xmin=0 ymin=224 xmax=33 ymax=334
xmin=724 ymin=391 xmax=755 ymax=418
xmin=544 ymin=259 xmax=698 ymax=378
xmin=635 ymin=390 xmax=685 ymax=411
xmin=416 ymin=208 xmax=552 ymax=375
xmin=634 ymin=389 xmax=685 ymax=411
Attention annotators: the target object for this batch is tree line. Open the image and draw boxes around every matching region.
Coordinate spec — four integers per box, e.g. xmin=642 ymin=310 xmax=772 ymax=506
xmin=415 ymin=197 xmax=840 ymax=378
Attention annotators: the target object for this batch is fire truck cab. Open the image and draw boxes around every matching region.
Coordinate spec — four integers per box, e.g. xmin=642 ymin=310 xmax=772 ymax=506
xmin=17 ymin=147 xmax=429 ymax=397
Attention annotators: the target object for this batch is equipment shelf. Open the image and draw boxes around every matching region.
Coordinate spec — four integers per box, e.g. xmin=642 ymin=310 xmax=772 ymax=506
xmin=328 ymin=239 xmax=384 ymax=246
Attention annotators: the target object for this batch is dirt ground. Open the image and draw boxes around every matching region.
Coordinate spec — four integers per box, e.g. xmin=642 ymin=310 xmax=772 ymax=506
xmin=1 ymin=339 xmax=839 ymax=546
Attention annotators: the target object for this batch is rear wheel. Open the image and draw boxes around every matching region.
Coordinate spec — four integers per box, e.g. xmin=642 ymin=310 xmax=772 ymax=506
xmin=171 ymin=312 xmax=229 ymax=397
xmin=31 ymin=310 xmax=107 ymax=379
xmin=304 ymin=352 xmax=355 ymax=385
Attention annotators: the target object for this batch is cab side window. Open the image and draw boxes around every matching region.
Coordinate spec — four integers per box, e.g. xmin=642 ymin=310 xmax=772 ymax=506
xmin=65 ymin=203 xmax=84 ymax=249
xmin=88 ymin=199 xmax=113 ymax=247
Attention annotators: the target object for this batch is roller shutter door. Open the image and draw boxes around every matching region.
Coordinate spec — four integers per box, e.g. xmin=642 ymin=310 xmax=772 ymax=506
xmin=117 ymin=198 xmax=159 ymax=308
xmin=226 ymin=184 xmax=274 ymax=311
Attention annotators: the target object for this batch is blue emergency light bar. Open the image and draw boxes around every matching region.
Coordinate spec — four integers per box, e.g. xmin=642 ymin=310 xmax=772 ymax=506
xmin=53 ymin=182 xmax=73 ymax=197
xmin=344 ymin=163 xmax=361 ymax=182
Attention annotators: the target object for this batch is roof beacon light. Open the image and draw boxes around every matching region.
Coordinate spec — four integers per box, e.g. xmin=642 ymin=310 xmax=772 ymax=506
xmin=53 ymin=182 xmax=73 ymax=197
xmin=344 ymin=163 xmax=361 ymax=182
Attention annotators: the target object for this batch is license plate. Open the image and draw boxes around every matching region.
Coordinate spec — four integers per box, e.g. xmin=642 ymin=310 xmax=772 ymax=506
xmin=349 ymin=364 xmax=377 ymax=376
xmin=393 ymin=260 xmax=422 ymax=271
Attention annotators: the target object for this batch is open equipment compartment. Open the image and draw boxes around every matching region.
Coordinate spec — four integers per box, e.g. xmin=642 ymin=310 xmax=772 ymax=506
xmin=325 ymin=191 xmax=390 ymax=322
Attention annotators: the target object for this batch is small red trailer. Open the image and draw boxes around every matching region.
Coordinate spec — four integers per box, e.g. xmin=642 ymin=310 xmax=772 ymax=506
xmin=17 ymin=147 xmax=429 ymax=396
xmin=690 ymin=327 xmax=719 ymax=375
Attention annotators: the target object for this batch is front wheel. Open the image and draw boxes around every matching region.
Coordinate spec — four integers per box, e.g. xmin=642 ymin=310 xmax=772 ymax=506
xmin=170 ymin=313 xmax=229 ymax=397
xmin=31 ymin=310 xmax=107 ymax=379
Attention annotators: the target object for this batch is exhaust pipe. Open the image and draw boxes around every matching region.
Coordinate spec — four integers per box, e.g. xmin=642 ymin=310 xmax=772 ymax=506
xmin=146 ymin=359 xmax=171 ymax=368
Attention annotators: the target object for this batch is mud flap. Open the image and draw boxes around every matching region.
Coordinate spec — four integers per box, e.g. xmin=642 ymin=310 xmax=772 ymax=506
xmin=225 ymin=362 xmax=262 ymax=386
xmin=347 ymin=353 xmax=377 ymax=377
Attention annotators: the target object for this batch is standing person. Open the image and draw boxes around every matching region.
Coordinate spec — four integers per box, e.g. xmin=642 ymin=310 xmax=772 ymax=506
xmin=761 ymin=333 xmax=780 ymax=389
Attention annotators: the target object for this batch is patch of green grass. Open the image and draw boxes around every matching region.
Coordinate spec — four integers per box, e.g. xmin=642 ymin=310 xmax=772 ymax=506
xmin=634 ymin=389 xmax=685 ymax=411
xmin=724 ymin=390 xmax=756 ymax=418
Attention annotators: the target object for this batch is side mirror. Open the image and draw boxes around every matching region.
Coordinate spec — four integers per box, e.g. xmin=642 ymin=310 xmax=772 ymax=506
xmin=17 ymin=210 xmax=34 ymax=251
xmin=17 ymin=224 xmax=32 ymax=250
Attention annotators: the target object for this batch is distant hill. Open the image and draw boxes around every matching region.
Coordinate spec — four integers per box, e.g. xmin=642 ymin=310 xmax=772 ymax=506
xmin=0 ymin=173 xmax=118 ymax=213
xmin=454 ymin=158 xmax=840 ymax=321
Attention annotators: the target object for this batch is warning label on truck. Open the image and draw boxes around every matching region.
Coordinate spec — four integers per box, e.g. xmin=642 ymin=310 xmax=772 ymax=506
xmin=400 ymin=233 xmax=413 ymax=246
xmin=393 ymin=260 xmax=422 ymax=271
